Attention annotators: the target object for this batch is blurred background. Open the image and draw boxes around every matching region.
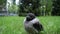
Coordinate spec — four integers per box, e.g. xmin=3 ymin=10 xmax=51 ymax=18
xmin=0 ymin=0 xmax=60 ymax=34
xmin=0 ymin=0 xmax=60 ymax=16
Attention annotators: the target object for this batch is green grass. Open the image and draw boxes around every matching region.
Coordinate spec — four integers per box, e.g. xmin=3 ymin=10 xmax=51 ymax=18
xmin=0 ymin=16 xmax=60 ymax=34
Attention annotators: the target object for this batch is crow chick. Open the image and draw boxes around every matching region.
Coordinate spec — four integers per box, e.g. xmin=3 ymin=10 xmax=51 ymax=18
xmin=24 ymin=13 xmax=43 ymax=34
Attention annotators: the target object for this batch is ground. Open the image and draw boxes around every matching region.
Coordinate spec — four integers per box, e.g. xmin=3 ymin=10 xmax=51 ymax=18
xmin=0 ymin=16 xmax=60 ymax=34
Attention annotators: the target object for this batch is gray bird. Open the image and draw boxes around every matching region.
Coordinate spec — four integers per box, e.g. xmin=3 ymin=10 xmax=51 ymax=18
xmin=24 ymin=13 xmax=43 ymax=34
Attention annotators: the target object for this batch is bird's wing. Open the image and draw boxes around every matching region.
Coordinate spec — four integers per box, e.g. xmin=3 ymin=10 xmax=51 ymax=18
xmin=33 ymin=22 xmax=43 ymax=31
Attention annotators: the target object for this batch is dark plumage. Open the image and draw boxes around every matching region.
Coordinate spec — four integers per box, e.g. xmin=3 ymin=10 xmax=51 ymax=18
xmin=24 ymin=13 xmax=43 ymax=34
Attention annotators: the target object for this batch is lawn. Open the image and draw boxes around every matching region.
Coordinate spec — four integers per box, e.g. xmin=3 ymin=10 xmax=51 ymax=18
xmin=0 ymin=16 xmax=60 ymax=34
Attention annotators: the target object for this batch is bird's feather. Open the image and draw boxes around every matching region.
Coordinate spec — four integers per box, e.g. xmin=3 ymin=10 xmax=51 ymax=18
xmin=33 ymin=22 xmax=43 ymax=31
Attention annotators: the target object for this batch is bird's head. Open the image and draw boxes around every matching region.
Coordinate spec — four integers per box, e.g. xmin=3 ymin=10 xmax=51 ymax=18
xmin=26 ymin=13 xmax=36 ymax=21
